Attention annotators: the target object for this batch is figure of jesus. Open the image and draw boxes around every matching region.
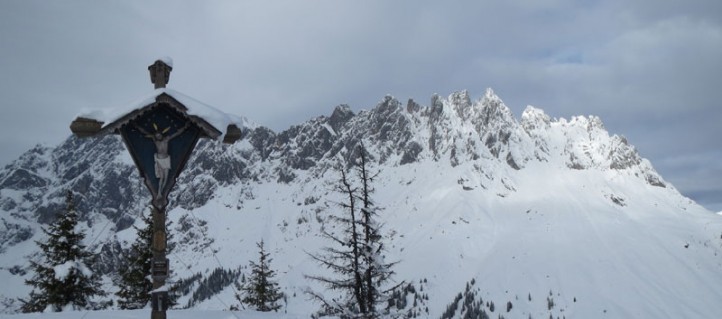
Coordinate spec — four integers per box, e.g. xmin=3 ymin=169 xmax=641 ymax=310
xmin=134 ymin=122 xmax=189 ymax=198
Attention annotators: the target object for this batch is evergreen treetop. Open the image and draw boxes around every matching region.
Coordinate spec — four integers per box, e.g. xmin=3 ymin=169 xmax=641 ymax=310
xmin=21 ymin=191 xmax=106 ymax=313
xmin=237 ymin=240 xmax=284 ymax=312
xmin=115 ymin=208 xmax=154 ymax=309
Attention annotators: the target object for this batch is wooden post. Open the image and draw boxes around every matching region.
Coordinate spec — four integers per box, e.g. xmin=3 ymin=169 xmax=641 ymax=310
xmin=150 ymin=205 xmax=169 ymax=319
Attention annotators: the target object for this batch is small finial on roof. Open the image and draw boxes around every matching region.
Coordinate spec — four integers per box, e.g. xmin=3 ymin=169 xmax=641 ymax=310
xmin=148 ymin=58 xmax=173 ymax=89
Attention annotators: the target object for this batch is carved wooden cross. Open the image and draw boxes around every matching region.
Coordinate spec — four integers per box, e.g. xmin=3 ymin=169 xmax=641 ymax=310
xmin=70 ymin=59 xmax=241 ymax=319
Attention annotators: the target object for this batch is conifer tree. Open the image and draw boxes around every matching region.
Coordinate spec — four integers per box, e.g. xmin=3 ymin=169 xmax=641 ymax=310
xmin=115 ymin=209 xmax=153 ymax=309
xmin=306 ymin=145 xmax=398 ymax=319
xmin=115 ymin=207 xmax=177 ymax=309
xmin=356 ymin=146 xmax=396 ymax=316
xmin=237 ymin=240 xmax=283 ymax=312
xmin=21 ymin=191 xmax=106 ymax=312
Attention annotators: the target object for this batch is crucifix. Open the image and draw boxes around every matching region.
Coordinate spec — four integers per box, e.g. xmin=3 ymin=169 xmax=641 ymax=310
xmin=134 ymin=122 xmax=190 ymax=199
xmin=69 ymin=59 xmax=242 ymax=319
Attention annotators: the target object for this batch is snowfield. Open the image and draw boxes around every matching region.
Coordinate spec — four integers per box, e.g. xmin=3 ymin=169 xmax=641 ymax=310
xmin=0 ymin=309 xmax=303 ymax=319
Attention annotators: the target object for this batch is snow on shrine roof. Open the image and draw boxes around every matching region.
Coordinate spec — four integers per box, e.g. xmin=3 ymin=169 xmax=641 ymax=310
xmin=158 ymin=56 xmax=174 ymax=68
xmin=76 ymin=88 xmax=253 ymax=141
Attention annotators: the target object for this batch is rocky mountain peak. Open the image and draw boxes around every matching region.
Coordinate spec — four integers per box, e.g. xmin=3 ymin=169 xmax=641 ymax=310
xmin=483 ymin=87 xmax=498 ymax=100
xmin=328 ymin=104 xmax=354 ymax=132
xmin=406 ymin=98 xmax=421 ymax=113
xmin=0 ymin=89 xmax=670 ymax=230
xmin=477 ymin=88 xmax=515 ymax=128
xmin=0 ymin=145 xmax=52 ymax=191
xmin=449 ymin=90 xmax=472 ymax=117
xmin=521 ymin=106 xmax=551 ymax=132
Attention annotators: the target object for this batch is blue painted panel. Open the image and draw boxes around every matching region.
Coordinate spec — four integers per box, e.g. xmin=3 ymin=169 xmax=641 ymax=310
xmin=119 ymin=104 xmax=200 ymax=207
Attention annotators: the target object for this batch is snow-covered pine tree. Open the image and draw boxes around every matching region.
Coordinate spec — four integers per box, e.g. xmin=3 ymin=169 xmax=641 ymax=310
xmin=237 ymin=240 xmax=283 ymax=312
xmin=115 ymin=209 xmax=153 ymax=309
xmin=306 ymin=145 xmax=398 ymax=319
xmin=20 ymin=191 xmax=106 ymax=312
xmin=115 ymin=207 xmax=178 ymax=309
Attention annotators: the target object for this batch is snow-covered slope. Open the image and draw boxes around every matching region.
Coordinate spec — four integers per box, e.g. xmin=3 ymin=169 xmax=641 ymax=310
xmin=1 ymin=89 xmax=721 ymax=318
xmin=0 ymin=309 xmax=301 ymax=319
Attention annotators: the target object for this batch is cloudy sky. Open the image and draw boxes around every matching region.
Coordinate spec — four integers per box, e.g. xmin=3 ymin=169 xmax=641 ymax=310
xmin=1 ymin=0 xmax=720 ymax=211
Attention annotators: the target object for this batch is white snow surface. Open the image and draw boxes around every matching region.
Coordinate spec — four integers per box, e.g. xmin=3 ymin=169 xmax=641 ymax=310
xmin=52 ymin=261 xmax=91 ymax=281
xmin=76 ymin=88 xmax=254 ymax=140
xmin=3 ymin=158 xmax=721 ymax=319
xmin=158 ymin=56 xmax=173 ymax=68
xmin=0 ymin=309 xmax=301 ymax=319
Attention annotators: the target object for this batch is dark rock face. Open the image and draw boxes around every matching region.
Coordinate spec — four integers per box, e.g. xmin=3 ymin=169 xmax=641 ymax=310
xmin=0 ymin=219 xmax=33 ymax=253
xmin=608 ymin=136 xmax=642 ymax=170
xmin=400 ymin=141 xmax=423 ymax=165
xmin=248 ymin=127 xmax=276 ymax=161
xmin=329 ymin=104 xmax=355 ymax=132
xmin=0 ymin=169 xmax=48 ymax=190
xmin=95 ymin=240 xmax=125 ymax=276
xmin=406 ymin=99 xmax=421 ymax=113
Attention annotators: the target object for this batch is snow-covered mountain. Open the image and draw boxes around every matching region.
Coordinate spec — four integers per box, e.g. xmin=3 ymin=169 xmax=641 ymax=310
xmin=1 ymin=89 xmax=721 ymax=318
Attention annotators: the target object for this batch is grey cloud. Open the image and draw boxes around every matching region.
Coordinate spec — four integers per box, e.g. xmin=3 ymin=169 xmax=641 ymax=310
xmin=655 ymin=150 xmax=722 ymax=212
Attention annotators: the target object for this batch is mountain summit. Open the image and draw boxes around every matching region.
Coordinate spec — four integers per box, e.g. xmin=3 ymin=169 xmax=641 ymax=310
xmin=1 ymin=89 xmax=720 ymax=317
